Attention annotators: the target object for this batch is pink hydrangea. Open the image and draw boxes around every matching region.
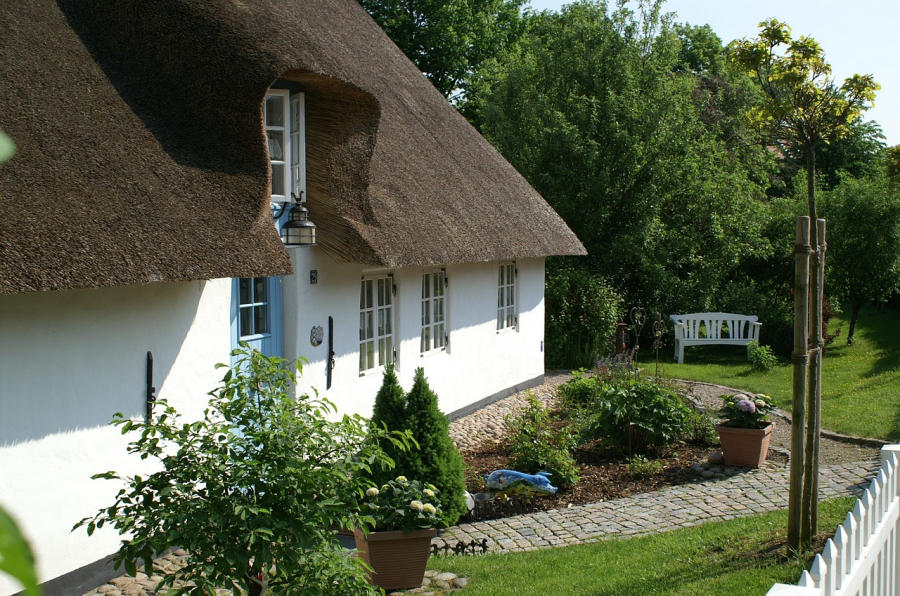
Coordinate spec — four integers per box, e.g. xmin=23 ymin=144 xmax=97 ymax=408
xmin=737 ymin=399 xmax=757 ymax=414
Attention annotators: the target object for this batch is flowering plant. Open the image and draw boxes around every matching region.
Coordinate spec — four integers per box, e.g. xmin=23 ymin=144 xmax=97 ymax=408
xmin=360 ymin=477 xmax=443 ymax=533
xmin=718 ymin=394 xmax=776 ymax=429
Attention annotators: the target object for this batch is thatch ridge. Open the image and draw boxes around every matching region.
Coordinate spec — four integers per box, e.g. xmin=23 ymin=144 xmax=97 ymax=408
xmin=0 ymin=0 xmax=584 ymax=294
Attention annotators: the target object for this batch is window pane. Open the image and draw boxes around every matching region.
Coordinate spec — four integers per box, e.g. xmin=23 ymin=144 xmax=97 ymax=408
xmin=266 ymin=96 xmax=284 ymax=127
xmin=240 ymin=278 xmax=252 ymax=305
xmin=423 ymin=326 xmax=431 ymax=352
xmin=268 ymin=131 xmax=284 ymax=160
xmin=498 ymin=288 xmax=504 ymax=309
xmin=255 ymin=278 xmax=268 ymax=302
xmin=359 ymin=348 xmax=366 ymax=372
xmin=422 ymin=300 xmax=430 ymax=325
xmin=291 ymin=137 xmax=299 ymax=166
xmin=290 ymin=98 xmax=300 ymax=133
xmin=366 ymin=280 xmax=373 ymax=309
xmin=240 ymin=307 xmax=252 ymax=337
xmin=271 ymin=164 xmax=285 ymax=196
xmin=255 ymin=305 xmax=269 ymax=335
xmin=360 ymin=281 xmax=366 ymax=309
xmin=435 ymin=297 xmax=443 ymax=322
xmin=359 ymin=312 xmax=366 ymax=342
xmin=366 ymin=340 xmax=375 ymax=370
xmin=436 ymin=323 xmax=444 ymax=348
xmin=507 ymin=286 xmax=514 ymax=307
xmin=365 ymin=311 xmax=373 ymax=340
xmin=383 ymin=308 xmax=392 ymax=335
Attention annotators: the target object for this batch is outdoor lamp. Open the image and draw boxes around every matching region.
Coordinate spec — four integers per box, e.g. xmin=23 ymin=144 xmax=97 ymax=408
xmin=281 ymin=202 xmax=317 ymax=246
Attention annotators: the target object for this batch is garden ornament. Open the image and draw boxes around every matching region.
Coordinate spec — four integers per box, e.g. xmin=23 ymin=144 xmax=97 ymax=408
xmin=484 ymin=470 xmax=558 ymax=497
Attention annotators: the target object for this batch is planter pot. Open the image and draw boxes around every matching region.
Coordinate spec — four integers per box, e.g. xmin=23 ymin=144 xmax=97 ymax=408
xmin=353 ymin=527 xmax=437 ymax=590
xmin=716 ymin=422 xmax=775 ymax=468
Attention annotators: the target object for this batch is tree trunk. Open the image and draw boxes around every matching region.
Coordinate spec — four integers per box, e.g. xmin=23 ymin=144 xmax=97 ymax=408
xmin=847 ymin=300 xmax=862 ymax=344
xmin=788 ymin=216 xmax=811 ymax=554
xmin=800 ymin=147 xmax=823 ymax=549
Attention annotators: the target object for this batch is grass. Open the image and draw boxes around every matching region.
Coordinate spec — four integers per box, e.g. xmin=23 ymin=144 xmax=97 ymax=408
xmin=661 ymin=306 xmax=900 ymax=441
xmin=428 ymin=498 xmax=855 ymax=596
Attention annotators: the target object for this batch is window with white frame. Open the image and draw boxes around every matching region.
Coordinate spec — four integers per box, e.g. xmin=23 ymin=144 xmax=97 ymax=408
xmin=264 ymin=89 xmax=306 ymax=203
xmin=497 ymin=262 xmax=517 ymax=331
xmin=360 ymin=274 xmax=395 ymax=373
xmin=421 ymin=269 xmax=447 ymax=354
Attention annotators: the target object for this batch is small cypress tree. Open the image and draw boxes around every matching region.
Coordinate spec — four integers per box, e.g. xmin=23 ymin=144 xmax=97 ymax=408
xmin=399 ymin=368 xmax=468 ymax=526
xmin=370 ymin=363 xmax=407 ymax=486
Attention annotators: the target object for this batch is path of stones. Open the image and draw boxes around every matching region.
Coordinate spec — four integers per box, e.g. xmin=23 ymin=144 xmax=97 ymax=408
xmin=86 ymin=372 xmax=882 ymax=596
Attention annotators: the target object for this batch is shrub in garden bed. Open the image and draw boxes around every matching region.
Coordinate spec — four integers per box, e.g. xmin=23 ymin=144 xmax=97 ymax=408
xmin=504 ymin=392 xmax=579 ymax=488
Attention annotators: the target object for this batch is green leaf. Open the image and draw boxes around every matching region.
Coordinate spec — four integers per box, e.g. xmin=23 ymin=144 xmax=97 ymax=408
xmin=0 ymin=507 xmax=41 ymax=596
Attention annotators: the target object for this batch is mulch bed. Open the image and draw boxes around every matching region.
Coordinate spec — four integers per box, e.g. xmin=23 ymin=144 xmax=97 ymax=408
xmin=461 ymin=437 xmax=718 ymax=520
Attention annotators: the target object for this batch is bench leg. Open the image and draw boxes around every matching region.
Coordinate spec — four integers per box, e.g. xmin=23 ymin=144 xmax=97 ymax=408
xmin=674 ymin=340 xmax=684 ymax=364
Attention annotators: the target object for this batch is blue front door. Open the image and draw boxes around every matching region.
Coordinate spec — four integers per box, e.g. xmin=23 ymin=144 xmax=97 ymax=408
xmin=231 ymin=276 xmax=283 ymax=363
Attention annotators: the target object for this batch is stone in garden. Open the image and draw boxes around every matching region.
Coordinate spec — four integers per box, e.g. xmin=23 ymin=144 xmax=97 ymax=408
xmin=454 ymin=577 xmax=470 ymax=588
xmin=435 ymin=572 xmax=458 ymax=582
xmin=701 ymin=470 xmax=715 ymax=479
xmin=708 ymin=452 xmax=725 ymax=465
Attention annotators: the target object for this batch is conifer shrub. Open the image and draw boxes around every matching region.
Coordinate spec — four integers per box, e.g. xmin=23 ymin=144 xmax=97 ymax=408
xmin=369 ymin=363 xmax=407 ymax=486
xmin=369 ymin=367 xmax=468 ymax=526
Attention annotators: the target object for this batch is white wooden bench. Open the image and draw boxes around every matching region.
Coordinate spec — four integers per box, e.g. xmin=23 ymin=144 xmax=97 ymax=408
xmin=669 ymin=313 xmax=761 ymax=364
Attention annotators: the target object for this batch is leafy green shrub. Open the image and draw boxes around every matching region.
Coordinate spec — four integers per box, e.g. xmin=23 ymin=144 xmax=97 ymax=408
xmin=626 ymin=455 xmax=664 ymax=478
xmin=580 ymin=379 xmax=691 ymax=456
xmin=505 ymin=393 xmax=579 ymax=488
xmin=683 ymin=407 xmax=720 ymax=446
xmin=746 ymin=341 xmax=778 ymax=372
xmin=557 ymin=368 xmax=599 ymax=409
xmin=361 ymin=477 xmax=443 ymax=533
xmin=545 ymin=268 xmax=621 ymax=369
xmin=371 ymin=367 xmax=468 ymax=526
xmin=77 ymin=346 xmax=404 ymax=596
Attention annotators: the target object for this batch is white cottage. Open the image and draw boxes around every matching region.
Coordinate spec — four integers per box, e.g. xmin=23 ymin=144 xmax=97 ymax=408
xmin=0 ymin=1 xmax=585 ymax=595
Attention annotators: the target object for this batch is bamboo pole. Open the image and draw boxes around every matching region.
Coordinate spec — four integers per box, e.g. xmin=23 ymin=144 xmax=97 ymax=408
xmin=788 ymin=216 xmax=811 ymax=553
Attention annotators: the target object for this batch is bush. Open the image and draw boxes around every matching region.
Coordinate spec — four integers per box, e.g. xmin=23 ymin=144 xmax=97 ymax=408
xmin=77 ymin=346 xmax=403 ymax=596
xmin=683 ymin=407 xmax=719 ymax=446
xmin=545 ymin=268 xmax=621 ymax=369
xmin=626 ymin=455 xmax=664 ymax=478
xmin=370 ymin=367 xmax=468 ymax=526
xmin=557 ymin=368 xmax=599 ymax=409
xmin=580 ymin=379 xmax=691 ymax=456
xmin=505 ymin=393 xmax=579 ymax=488
xmin=746 ymin=341 xmax=777 ymax=372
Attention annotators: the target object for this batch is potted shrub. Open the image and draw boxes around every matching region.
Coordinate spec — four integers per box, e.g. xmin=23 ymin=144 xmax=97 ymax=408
xmin=716 ymin=394 xmax=776 ymax=468
xmin=354 ymin=476 xmax=443 ymax=591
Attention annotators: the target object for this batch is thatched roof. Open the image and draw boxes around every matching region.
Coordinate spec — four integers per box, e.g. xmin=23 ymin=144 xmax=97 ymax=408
xmin=0 ymin=0 xmax=584 ymax=294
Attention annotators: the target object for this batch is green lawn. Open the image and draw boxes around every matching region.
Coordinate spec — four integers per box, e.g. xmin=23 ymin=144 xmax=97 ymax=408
xmin=428 ymin=499 xmax=854 ymax=596
xmin=661 ymin=306 xmax=900 ymax=441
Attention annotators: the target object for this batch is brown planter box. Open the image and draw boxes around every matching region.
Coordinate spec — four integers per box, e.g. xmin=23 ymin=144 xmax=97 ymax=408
xmin=716 ymin=422 xmax=775 ymax=468
xmin=353 ymin=528 xmax=436 ymax=590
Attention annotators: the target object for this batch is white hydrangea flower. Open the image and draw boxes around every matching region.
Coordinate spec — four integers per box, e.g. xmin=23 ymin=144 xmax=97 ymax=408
xmin=422 ymin=503 xmax=436 ymax=515
xmin=423 ymin=488 xmax=435 ymax=498
xmin=396 ymin=476 xmax=408 ymax=483
xmin=366 ymin=487 xmax=379 ymax=498
xmin=410 ymin=500 xmax=424 ymax=512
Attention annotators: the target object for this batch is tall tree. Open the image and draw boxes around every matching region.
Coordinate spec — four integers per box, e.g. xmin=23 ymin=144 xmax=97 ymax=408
xmin=731 ymin=19 xmax=878 ymax=552
xmin=358 ymin=0 xmax=526 ymax=99
xmin=466 ymin=0 xmax=773 ymax=316
xmin=822 ymin=174 xmax=900 ymax=343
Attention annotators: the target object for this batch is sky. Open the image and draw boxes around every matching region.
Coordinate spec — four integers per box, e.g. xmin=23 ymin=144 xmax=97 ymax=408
xmin=527 ymin=0 xmax=899 ymax=146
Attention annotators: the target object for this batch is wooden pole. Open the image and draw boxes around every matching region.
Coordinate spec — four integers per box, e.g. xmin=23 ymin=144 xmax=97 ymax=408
xmin=811 ymin=219 xmax=826 ymax=535
xmin=788 ymin=216 xmax=811 ymax=553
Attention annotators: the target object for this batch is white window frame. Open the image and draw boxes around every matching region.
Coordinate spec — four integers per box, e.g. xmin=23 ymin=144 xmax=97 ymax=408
xmin=264 ymin=89 xmax=291 ymax=203
xmin=289 ymin=93 xmax=307 ymax=201
xmin=497 ymin=261 xmax=518 ymax=332
xmin=360 ymin=273 xmax=396 ymax=374
xmin=421 ymin=268 xmax=447 ymax=355
xmin=238 ymin=277 xmax=272 ymax=340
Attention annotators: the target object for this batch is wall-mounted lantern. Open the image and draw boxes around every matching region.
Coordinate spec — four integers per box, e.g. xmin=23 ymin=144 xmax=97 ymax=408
xmin=280 ymin=192 xmax=317 ymax=247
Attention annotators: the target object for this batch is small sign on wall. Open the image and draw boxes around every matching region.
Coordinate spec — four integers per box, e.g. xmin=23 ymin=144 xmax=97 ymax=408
xmin=310 ymin=270 xmax=318 ymax=284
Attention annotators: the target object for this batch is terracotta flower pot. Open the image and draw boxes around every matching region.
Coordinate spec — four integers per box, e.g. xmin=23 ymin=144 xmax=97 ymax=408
xmin=715 ymin=421 xmax=775 ymax=468
xmin=353 ymin=527 xmax=436 ymax=590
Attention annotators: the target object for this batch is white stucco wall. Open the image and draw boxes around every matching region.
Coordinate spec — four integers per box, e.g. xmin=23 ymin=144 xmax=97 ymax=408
xmin=0 ymin=280 xmax=233 ymax=596
xmin=283 ymin=248 xmax=546 ymax=417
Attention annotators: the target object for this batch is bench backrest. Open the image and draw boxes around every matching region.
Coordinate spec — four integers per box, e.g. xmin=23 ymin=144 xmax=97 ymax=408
xmin=670 ymin=313 xmax=759 ymax=340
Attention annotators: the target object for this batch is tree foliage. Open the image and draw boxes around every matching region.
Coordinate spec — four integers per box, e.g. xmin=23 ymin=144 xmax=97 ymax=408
xmin=822 ymin=173 xmax=900 ymax=342
xmin=358 ymin=0 xmax=526 ymax=99
xmin=465 ymin=0 xmax=773 ymax=316
xmin=76 ymin=347 xmax=410 ymax=596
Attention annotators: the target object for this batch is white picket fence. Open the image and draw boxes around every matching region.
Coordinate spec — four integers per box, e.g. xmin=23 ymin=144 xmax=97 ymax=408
xmin=768 ymin=445 xmax=900 ymax=596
